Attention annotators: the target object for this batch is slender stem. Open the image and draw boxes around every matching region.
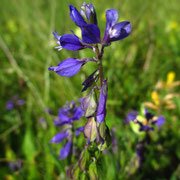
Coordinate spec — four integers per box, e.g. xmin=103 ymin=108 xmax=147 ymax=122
xmin=98 ymin=63 xmax=104 ymax=87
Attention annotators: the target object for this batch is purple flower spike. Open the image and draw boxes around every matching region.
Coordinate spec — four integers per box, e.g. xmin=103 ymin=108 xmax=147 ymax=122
xmin=49 ymin=131 xmax=69 ymax=143
xmin=69 ymin=5 xmax=87 ymax=27
xmin=103 ymin=9 xmax=131 ymax=44
xmin=81 ymin=24 xmax=101 ymax=44
xmin=48 ymin=58 xmax=87 ymax=77
xmin=60 ymin=141 xmax=72 ymax=160
xmin=96 ymin=80 xmax=108 ymax=123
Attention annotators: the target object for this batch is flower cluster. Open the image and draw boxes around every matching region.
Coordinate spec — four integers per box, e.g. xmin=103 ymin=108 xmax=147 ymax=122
xmin=8 ymin=161 xmax=22 ymax=171
xmin=50 ymin=101 xmax=84 ymax=159
xmin=126 ymin=108 xmax=165 ymax=169
xmin=6 ymin=95 xmax=25 ymax=110
xmin=48 ymin=3 xmax=131 ymax=77
xmin=126 ymin=108 xmax=165 ymax=132
xmin=49 ymin=3 xmax=131 ymax=148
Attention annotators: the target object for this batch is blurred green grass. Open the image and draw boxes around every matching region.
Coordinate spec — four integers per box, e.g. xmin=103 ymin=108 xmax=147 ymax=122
xmin=0 ymin=0 xmax=180 ymax=179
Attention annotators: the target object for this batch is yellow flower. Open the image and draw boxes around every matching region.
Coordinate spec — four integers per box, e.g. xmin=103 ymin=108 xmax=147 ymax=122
xmin=151 ymin=91 xmax=160 ymax=106
xmin=167 ymin=72 xmax=175 ymax=84
xmin=171 ymin=21 xmax=178 ymax=30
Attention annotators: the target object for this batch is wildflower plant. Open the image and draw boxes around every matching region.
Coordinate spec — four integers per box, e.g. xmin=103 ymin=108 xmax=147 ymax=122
xmin=49 ymin=2 xmax=131 ymax=178
xmin=126 ymin=107 xmax=165 ymax=169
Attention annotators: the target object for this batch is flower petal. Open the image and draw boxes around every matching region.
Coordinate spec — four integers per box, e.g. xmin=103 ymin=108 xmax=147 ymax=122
xmin=52 ymin=30 xmax=61 ymax=40
xmin=105 ymin=9 xmax=118 ymax=28
xmin=96 ymin=80 xmax=108 ymax=123
xmin=60 ymin=34 xmax=85 ymax=51
xmin=69 ymin=5 xmax=86 ymax=27
xmin=60 ymin=141 xmax=72 ymax=160
xmin=48 ymin=58 xmax=86 ymax=77
xmin=58 ymin=108 xmax=70 ymax=121
xmin=80 ymin=3 xmax=97 ymax=25
xmin=6 ymin=100 xmax=13 ymax=110
xmin=155 ymin=116 xmax=165 ymax=126
xmin=49 ymin=131 xmax=69 ymax=143
xmin=109 ymin=21 xmax=131 ymax=42
xmin=125 ymin=111 xmax=138 ymax=123
xmin=72 ymin=106 xmax=83 ymax=121
xmin=81 ymin=24 xmax=101 ymax=44
xmin=103 ymin=9 xmax=118 ymax=43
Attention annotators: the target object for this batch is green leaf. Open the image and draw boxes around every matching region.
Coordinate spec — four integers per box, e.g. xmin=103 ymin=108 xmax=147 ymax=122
xmin=89 ymin=161 xmax=98 ymax=180
xmin=99 ymin=122 xmax=106 ymax=139
xmin=84 ymin=117 xmax=98 ymax=142
xmin=81 ymin=92 xmax=97 ymax=117
xmin=79 ymin=148 xmax=91 ymax=171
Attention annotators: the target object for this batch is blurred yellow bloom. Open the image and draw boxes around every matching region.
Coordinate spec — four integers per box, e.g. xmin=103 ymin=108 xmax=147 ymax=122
xmin=170 ymin=21 xmax=178 ymax=30
xmin=167 ymin=72 xmax=175 ymax=84
xmin=151 ymin=91 xmax=160 ymax=106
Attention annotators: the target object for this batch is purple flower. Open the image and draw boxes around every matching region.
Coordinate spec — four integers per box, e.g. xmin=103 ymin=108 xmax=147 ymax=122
xmin=154 ymin=116 xmax=165 ymax=127
xmin=60 ymin=141 xmax=72 ymax=160
xmin=48 ymin=58 xmax=92 ymax=77
xmin=80 ymin=2 xmax=97 ymax=25
xmin=81 ymin=24 xmax=101 ymax=44
xmin=53 ymin=31 xmax=91 ymax=51
xmin=126 ymin=108 xmax=165 ymax=132
xmin=9 ymin=161 xmax=22 ymax=171
xmin=50 ymin=100 xmax=83 ymax=160
xmin=125 ymin=111 xmax=138 ymax=123
xmin=16 ymin=100 xmax=25 ymax=106
xmin=54 ymin=101 xmax=83 ymax=126
xmin=49 ymin=131 xmax=69 ymax=143
xmin=6 ymin=96 xmax=25 ymax=110
xmin=69 ymin=5 xmax=101 ymax=44
xmin=96 ymin=80 xmax=108 ymax=123
xmin=103 ymin=9 xmax=131 ymax=44
xmin=6 ymin=100 xmax=14 ymax=110
xmin=69 ymin=5 xmax=87 ymax=27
